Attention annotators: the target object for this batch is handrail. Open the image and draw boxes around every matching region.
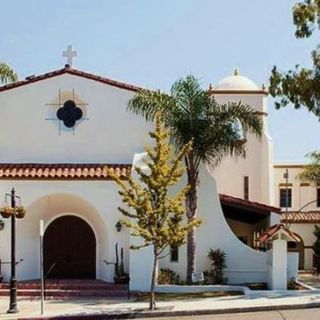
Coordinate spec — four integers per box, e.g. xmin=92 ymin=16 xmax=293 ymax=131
xmin=0 ymin=259 xmax=23 ymax=276
xmin=44 ymin=262 xmax=56 ymax=279
xmin=43 ymin=262 xmax=56 ymax=300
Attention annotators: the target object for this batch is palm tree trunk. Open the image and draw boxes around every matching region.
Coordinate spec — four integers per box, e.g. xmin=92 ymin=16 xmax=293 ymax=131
xmin=185 ymin=157 xmax=198 ymax=284
xmin=187 ymin=225 xmax=196 ymax=284
xmin=149 ymin=249 xmax=158 ymax=310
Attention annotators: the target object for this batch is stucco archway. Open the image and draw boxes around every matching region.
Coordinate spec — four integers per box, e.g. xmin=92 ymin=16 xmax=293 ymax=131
xmin=16 ymin=193 xmax=109 ymax=281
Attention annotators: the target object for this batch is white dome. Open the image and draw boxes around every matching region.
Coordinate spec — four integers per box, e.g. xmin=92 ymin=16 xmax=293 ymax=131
xmin=215 ymin=69 xmax=259 ymax=91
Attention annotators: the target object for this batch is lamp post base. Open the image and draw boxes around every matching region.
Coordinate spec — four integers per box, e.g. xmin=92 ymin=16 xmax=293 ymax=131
xmin=7 ymin=277 xmax=18 ymax=314
xmin=7 ymin=308 xmax=19 ymax=314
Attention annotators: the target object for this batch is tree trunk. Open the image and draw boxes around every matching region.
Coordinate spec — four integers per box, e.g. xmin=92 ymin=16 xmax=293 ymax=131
xmin=149 ymin=249 xmax=158 ymax=310
xmin=185 ymin=159 xmax=198 ymax=284
xmin=187 ymin=225 xmax=196 ymax=284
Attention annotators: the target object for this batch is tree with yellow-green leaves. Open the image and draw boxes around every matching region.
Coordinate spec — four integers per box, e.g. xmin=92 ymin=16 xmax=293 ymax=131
xmin=0 ymin=61 xmax=17 ymax=84
xmin=107 ymin=113 xmax=201 ymax=310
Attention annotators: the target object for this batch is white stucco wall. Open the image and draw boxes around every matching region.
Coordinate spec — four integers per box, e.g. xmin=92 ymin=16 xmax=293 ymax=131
xmin=212 ymin=94 xmax=273 ymax=206
xmin=0 ymin=73 xmax=153 ymax=282
xmin=0 ymin=71 xmax=278 ymax=287
xmin=268 ymin=239 xmax=287 ymax=290
xmin=273 ymin=165 xmax=319 ymax=211
xmin=288 ymin=252 xmax=299 ymax=280
xmin=274 ymin=165 xmax=319 ymax=269
xmin=0 ymin=180 xmax=130 ymax=282
xmin=130 ymin=159 xmax=269 ymax=290
xmin=0 ymin=73 xmax=152 ymax=163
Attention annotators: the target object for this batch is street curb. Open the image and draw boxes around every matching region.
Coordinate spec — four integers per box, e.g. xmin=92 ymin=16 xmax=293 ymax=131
xmin=18 ymin=302 xmax=320 ymax=319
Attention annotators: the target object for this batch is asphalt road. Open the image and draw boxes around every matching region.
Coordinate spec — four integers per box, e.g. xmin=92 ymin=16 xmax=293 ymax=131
xmin=150 ymin=308 xmax=320 ymax=320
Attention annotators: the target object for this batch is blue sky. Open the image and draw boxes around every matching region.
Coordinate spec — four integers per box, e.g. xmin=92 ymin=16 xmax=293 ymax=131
xmin=1 ymin=0 xmax=319 ymax=163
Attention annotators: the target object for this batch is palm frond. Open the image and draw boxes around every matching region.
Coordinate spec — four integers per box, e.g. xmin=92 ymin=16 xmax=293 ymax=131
xmin=127 ymin=75 xmax=264 ymax=170
xmin=127 ymin=89 xmax=175 ymax=122
xmin=214 ymin=102 xmax=263 ymax=138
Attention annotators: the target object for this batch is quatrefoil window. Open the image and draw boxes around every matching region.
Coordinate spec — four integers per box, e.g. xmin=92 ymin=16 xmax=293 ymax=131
xmin=56 ymin=100 xmax=83 ymax=128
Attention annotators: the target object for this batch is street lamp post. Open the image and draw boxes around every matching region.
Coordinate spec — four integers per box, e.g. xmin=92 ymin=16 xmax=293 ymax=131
xmin=7 ymin=188 xmax=20 ymax=314
xmin=0 ymin=188 xmax=25 ymax=314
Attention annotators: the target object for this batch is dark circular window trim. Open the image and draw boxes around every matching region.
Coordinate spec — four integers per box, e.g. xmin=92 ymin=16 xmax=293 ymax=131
xmin=57 ymin=100 xmax=83 ymax=128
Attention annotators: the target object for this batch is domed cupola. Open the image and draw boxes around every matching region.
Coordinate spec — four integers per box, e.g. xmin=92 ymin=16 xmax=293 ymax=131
xmin=215 ymin=69 xmax=259 ymax=91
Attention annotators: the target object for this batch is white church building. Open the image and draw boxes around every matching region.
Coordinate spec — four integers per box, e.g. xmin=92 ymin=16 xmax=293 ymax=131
xmin=0 ymin=51 xmax=298 ymax=290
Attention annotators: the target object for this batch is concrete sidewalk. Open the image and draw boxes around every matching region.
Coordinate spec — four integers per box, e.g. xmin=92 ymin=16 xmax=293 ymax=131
xmin=0 ymin=289 xmax=320 ymax=320
xmin=298 ymin=273 xmax=320 ymax=289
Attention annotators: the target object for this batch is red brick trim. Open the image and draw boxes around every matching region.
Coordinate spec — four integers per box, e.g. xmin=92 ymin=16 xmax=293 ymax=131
xmin=281 ymin=211 xmax=320 ymax=223
xmin=0 ymin=163 xmax=131 ymax=180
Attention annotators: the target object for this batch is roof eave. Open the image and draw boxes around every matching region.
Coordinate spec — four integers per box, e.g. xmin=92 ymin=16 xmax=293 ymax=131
xmin=0 ymin=66 xmax=146 ymax=93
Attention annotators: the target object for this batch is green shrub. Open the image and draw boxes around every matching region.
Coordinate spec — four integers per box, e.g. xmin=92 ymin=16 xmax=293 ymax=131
xmin=206 ymin=249 xmax=227 ymax=284
xmin=313 ymin=225 xmax=320 ymax=256
xmin=158 ymin=268 xmax=180 ymax=285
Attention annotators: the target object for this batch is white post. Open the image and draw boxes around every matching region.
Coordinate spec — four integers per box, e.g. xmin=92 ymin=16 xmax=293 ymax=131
xmin=39 ymin=220 xmax=44 ymax=315
xmin=129 ymin=236 xmax=154 ymax=291
xmin=271 ymin=239 xmax=287 ymax=290
xmin=129 ymin=153 xmax=154 ymax=292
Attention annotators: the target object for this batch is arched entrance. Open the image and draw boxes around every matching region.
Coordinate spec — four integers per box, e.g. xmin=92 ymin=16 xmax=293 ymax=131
xmin=44 ymin=215 xmax=96 ymax=279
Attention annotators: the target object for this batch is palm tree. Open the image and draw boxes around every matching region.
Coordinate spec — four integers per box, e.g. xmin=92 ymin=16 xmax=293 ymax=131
xmin=128 ymin=75 xmax=263 ymax=283
xmin=0 ymin=61 xmax=17 ymax=84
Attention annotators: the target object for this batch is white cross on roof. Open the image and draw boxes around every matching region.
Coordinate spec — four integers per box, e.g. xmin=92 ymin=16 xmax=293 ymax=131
xmin=62 ymin=45 xmax=77 ymax=66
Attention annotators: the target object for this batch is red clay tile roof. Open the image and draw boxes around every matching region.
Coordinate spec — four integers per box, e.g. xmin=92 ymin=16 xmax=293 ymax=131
xmin=0 ymin=163 xmax=131 ymax=180
xmin=219 ymin=194 xmax=281 ymax=214
xmin=0 ymin=65 xmax=145 ymax=93
xmin=259 ymin=224 xmax=301 ymax=243
xmin=281 ymin=211 xmax=320 ymax=224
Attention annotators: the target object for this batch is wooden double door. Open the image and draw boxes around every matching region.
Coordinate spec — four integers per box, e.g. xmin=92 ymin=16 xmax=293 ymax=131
xmin=44 ymin=216 xmax=96 ymax=279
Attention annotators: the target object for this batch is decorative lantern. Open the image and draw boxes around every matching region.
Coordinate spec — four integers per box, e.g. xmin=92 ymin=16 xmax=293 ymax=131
xmin=16 ymin=206 xmax=26 ymax=219
xmin=0 ymin=206 xmax=14 ymax=219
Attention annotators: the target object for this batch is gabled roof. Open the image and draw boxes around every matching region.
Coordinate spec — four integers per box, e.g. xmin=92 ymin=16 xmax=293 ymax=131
xmin=281 ymin=211 xmax=320 ymax=224
xmin=219 ymin=194 xmax=281 ymax=215
xmin=0 ymin=163 xmax=131 ymax=180
xmin=0 ymin=64 xmax=145 ymax=93
xmin=259 ymin=224 xmax=301 ymax=243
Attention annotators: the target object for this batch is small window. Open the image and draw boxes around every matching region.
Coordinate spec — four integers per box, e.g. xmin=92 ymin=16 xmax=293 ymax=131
xmin=317 ymin=188 xmax=320 ymax=207
xmin=244 ymin=176 xmax=249 ymax=200
xmin=170 ymin=246 xmax=179 ymax=262
xmin=279 ymin=188 xmax=292 ymax=208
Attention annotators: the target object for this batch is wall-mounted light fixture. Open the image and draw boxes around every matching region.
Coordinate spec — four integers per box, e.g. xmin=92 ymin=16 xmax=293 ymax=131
xmin=115 ymin=220 xmax=122 ymax=232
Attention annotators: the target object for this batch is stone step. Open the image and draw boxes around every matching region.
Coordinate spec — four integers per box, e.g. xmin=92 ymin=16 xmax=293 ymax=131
xmin=0 ymin=283 xmax=128 ymax=291
xmin=0 ymin=280 xmax=131 ymax=299
xmin=0 ymin=288 xmax=130 ymax=298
